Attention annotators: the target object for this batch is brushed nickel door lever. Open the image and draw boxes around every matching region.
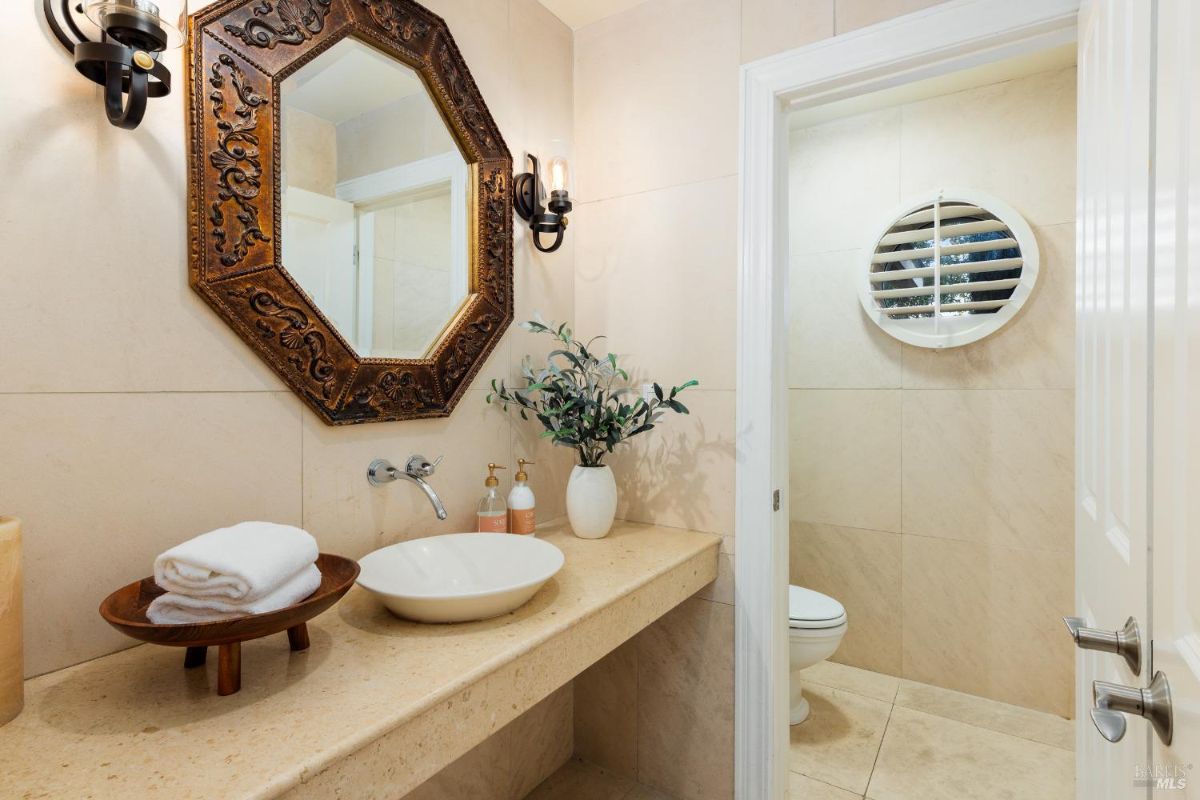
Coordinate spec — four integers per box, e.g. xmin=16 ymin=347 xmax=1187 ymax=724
xmin=1091 ymin=671 xmax=1173 ymax=746
xmin=1064 ymin=616 xmax=1141 ymax=675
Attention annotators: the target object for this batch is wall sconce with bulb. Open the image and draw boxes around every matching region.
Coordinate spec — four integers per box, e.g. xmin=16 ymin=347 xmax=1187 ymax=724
xmin=513 ymin=151 xmax=572 ymax=253
xmin=42 ymin=0 xmax=185 ymax=130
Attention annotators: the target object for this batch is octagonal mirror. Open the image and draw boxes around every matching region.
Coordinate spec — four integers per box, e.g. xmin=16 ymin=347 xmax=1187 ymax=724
xmin=187 ymin=0 xmax=512 ymax=424
xmin=281 ymin=38 xmax=469 ymax=359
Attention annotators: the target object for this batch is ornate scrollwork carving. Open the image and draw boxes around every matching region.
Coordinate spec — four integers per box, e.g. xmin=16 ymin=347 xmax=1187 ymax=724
xmin=230 ymin=286 xmax=337 ymax=399
xmin=354 ymin=369 xmax=439 ymax=414
xmin=444 ymin=313 xmax=501 ymax=390
xmin=224 ymin=0 xmax=333 ymax=49
xmin=436 ymin=42 xmax=498 ymax=154
xmin=356 ymin=0 xmax=432 ymax=42
xmin=479 ymin=168 xmax=508 ymax=306
xmin=208 ymin=53 xmax=270 ymax=268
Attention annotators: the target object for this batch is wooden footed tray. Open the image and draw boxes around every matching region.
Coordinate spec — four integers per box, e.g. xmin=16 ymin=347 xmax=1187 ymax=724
xmin=99 ymin=554 xmax=359 ymax=695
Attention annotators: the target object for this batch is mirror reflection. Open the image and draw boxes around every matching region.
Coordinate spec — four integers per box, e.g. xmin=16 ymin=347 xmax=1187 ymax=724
xmin=281 ymin=38 xmax=469 ymax=359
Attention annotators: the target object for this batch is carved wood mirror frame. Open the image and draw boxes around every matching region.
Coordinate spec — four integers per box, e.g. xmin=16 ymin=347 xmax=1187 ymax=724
xmin=186 ymin=0 xmax=513 ymax=424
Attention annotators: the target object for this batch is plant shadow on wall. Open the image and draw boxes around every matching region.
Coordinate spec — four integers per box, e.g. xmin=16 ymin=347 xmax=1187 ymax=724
xmin=488 ymin=319 xmax=701 ymax=537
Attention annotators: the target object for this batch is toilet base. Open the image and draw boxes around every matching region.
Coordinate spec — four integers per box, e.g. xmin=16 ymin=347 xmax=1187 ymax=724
xmin=790 ymin=694 xmax=811 ymax=725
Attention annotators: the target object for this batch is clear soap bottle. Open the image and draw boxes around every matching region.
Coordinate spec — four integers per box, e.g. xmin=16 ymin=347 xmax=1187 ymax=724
xmin=508 ymin=459 xmax=536 ymax=535
xmin=477 ymin=463 xmax=508 ymax=532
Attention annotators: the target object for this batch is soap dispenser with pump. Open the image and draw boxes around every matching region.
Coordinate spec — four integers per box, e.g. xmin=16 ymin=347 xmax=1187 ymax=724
xmin=508 ymin=459 xmax=537 ymax=536
xmin=477 ymin=463 xmax=508 ymax=532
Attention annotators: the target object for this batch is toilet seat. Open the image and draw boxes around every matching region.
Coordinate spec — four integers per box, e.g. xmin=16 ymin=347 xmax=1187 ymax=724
xmin=788 ymin=585 xmax=847 ymax=630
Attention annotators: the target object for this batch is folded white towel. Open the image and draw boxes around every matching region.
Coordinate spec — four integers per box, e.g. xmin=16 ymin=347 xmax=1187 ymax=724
xmin=146 ymin=563 xmax=322 ymax=625
xmin=154 ymin=522 xmax=319 ymax=603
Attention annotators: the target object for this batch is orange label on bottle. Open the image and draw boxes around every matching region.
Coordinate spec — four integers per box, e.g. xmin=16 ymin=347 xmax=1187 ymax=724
xmin=477 ymin=513 xmax=507 ymax=533
xmin=509 ymin=507 xmax=536 ymax=535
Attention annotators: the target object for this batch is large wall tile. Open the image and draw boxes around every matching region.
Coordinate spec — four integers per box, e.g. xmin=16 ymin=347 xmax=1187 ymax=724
xmin=574 ymin=640 xmax=639 ymax=779
xmin=740 ymin=0 xmax=834 ymax=64
xmin=988 ymin=547 xmax=1073 ymax=717
xmin=508 ymin=684 xmax=575 ymax=799
xmin=899 ymin=67 xmax=1077 ymax=228
xmin=574 ymin=0 xmax=740 ymax=200
xmin=637 ymin=598 xmax=734 ymax=800
xmin=790 ymin=522 xmax=902 ymax=675
xmin=574 ymin=177 xmax=738 ymax=391
xmin=301 ymin=390 xmax=512 ymax=559
xmin=834 ymin=0 xmax=949 ymax=33
xmin=788 ymin=250 xmax=902 ymax=389
xmin=901 ymin=535 xmax=990 ymax=698
xmin=900 ymin=224 xmax=1076 ymax=390
xmin=789 ymin=108 xmax=901 ymax=257
xmin=900 ymin=390 xmax=1073 ymax=552
xmin=789 ymin=389 xmax=902 ymax=532
xmin=608 ymin=390 xmax=735 ymax=537
xmin=0 ymin=392 xmax=303 ymax=676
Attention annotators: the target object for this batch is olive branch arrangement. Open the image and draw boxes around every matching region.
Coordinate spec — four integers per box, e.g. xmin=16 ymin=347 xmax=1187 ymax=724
xmin=487 ymin=320 xmax=697 ymax=467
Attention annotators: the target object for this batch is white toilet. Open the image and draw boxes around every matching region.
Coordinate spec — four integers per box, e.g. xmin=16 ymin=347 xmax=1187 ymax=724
xmin=788 ymin=585 xmax=848 ymax=725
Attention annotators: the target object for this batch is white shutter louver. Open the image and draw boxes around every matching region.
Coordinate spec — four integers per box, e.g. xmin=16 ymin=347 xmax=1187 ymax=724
xmin=858 ymin=189 xmax=1040 ymax=348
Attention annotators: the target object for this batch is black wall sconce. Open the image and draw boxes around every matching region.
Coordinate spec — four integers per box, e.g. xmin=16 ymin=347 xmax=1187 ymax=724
xmin=514 ymin=151 xmax=572 ymax=253
xmin=43 ymin=0 xmax=184 ymax=130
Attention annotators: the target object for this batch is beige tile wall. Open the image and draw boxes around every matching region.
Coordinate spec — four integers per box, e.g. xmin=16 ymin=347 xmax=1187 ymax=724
xmin=787 ymin=68 xmax=1077 ymax=718
xmin=570 ymin=1 xmax=965 ymax=797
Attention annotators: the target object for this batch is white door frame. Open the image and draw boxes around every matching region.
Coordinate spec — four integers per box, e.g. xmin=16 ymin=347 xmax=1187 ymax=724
xmin=734 ymin=1 xmax=1080 ymax=796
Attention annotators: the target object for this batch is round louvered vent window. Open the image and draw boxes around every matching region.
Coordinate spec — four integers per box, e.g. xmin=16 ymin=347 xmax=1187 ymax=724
xmin=859 ymin=189 xmax=1039 ymax=348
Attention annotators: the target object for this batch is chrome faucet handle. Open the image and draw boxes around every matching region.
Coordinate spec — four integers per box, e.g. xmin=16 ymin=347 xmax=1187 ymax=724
xmin=367 ymin=459 xmax=399 ymax=486
xmin=1091 ymin=671 xmax=1173 ymax=745
xmin=405 ymin=454 xmax=443 ymax=478
xmin=1064 ymin=616 xmax=1142 ymax=675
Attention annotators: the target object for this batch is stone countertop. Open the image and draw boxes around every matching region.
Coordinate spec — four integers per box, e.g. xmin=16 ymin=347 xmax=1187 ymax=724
xmin=0 ymin=522 xmax=719 ymax=799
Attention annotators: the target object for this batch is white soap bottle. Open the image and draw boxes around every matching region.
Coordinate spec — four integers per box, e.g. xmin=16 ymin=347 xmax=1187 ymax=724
xmin=508 ymin=459 xmax=537 ymax=536
xmin=477 ymin=463 xmax=508 ymax=533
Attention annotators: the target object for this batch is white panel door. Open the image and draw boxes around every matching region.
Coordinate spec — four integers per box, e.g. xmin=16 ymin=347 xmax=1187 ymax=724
xmin=1152 ymin=0 xmax=1200 ymax=791
xmin=1075 ymin=0 xmax=1154 ymax=796
xmin=282 ymin=187 xmax=358 ymax=340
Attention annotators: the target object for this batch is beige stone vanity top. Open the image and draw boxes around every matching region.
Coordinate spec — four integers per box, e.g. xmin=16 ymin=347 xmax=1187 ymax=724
xmin=0 ymin=522 xmax=718 ymax=799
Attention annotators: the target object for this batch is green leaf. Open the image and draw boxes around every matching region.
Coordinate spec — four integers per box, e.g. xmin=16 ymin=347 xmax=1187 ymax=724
xmin=668 ymin=400 xmax=689 ymax=414
xmin=653 ymin=383 xmax=664 ymax=401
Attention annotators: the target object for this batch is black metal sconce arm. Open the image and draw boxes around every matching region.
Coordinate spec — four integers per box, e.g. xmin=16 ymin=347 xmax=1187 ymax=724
xmin=513 ymin=154 xmax=572 ymax=254
xmin=43 ymin=0 xmax=173 ymax=130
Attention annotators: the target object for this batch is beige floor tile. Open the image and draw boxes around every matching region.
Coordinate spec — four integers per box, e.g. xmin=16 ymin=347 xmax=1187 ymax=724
xmin=799 ymin=661 xmax=901 ymax=704
xmin=789 ymin=684 xmax=892 ymax=795
xmin=790 ymin=772 xmax=863 ymax=799
xmin=867 ymin=706 xmax=1074 ymax=800
xmin=525 ymin=758 xmax=636 ymax=800
xmin=637 ymin=598 xmax=735 ymax=800
xmin=574 ymin=640 xmax=639 ymax=779
xmin=625 ymin=784 xmax=678 ymax=800
xmin=894 ymin=680 xmax=1074 ymax=751
xmin=791 ymin=522 xmax=902 ymax=674
xmin=789 ymin=390 xmax=902 ymax=533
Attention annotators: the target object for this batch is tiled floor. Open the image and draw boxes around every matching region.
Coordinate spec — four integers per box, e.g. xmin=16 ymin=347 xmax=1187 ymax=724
xmin=790 ymin=661 xmax=1076 ymax=799
xmin=526 ymin=758 xmax=678 ymax=799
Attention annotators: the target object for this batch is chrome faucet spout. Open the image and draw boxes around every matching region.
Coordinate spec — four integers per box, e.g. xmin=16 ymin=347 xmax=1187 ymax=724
xmin=367 ymin=456 xmax=449 ymax=520
xmin=398 ymin=471 xmax=449 ymax=520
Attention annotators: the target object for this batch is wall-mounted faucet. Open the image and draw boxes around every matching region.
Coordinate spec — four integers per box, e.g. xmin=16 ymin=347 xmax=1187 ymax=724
xmin=368 ymin=455 xmax=448 ymax=520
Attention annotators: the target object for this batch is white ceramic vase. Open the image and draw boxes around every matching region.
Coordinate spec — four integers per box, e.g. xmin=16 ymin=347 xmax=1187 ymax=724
xmin=566 ymin=465 xmax=617 ymax=539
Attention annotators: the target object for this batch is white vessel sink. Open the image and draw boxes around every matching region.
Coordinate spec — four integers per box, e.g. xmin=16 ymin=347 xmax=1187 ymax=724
xmin=356 ymin=533 xmax=565 ymax=623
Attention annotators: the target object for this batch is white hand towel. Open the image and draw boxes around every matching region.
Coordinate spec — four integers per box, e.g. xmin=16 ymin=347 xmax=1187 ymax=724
xmin=146 ymin=563 xmax=322 ymax=625
xmin=154 ymin=522 xmax=319 ymax=602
